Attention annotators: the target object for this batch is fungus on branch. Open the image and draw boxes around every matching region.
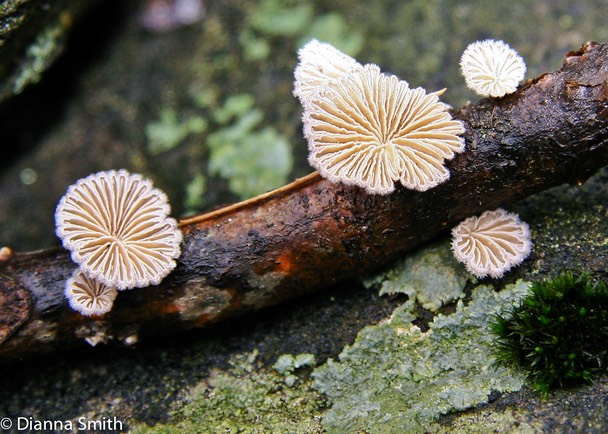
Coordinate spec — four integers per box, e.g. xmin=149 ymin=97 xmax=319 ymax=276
xmin=55 ymin=169 xmax=182 ymax=290
xmin=302 ymin=64 xmax=465 ymax=194
xmin=451 ymin=208 xmax=532 ymax=279
xmin=65 ymin=270 xmax=117 ymax=316
xmin=293 ymin=39 xmax=363 ymax=104
xmin=460 ymin=39 xmax=526 ymax=98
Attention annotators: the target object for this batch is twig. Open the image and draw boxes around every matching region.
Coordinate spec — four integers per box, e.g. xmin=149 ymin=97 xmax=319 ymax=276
xmin=1 ymin=42 xmax=607 ymax=362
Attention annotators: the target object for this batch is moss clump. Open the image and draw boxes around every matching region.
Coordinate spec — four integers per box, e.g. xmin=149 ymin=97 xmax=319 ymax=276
xmin=491 ymin=272 xmax=608 ymax=395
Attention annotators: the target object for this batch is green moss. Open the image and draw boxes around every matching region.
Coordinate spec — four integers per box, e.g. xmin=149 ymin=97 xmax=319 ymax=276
xmin=365 ymin=240 xmax=470 ymax=312
xmin=491 ymin=272 xmax=608 ymax=395
xmin=130 ymin=351 xmax=326 ymax=434
xmin=312 ymin=281 xmax=529 ymax=433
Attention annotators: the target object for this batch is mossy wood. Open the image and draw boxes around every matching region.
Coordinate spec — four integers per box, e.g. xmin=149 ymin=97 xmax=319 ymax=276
xmin=1 ymin=42 xmax=608 ymax=362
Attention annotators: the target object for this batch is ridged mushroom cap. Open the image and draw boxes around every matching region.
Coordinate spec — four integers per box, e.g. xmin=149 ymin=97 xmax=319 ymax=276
xmin=303 ymin=64 xmax=465 ymax=194
xmin=65 ymin=270 xmax=118 ymax=316
xmin=460 ymin=39 xmax=526 ymax=98
xmin=294 ymin=39 xmax=362 ymax=104
xmin=55 ymin=169 xmax=182 ymax=290
xmin=451 ymin=208 xmax=532 ymax=279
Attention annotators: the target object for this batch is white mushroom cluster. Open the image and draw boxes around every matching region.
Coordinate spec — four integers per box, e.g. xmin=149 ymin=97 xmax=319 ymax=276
xmin=56 ymin=169 xmax=182 ymax=316
xmin=460 ymin=39 xmax=526 ymax=98
xmin=295 ymin=39 xmax=465 ymax=194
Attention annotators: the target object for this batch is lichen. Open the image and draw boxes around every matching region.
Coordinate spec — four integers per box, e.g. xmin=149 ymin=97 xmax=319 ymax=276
xmin=130 ymin=351 xmax=326 ymax=434
xmin=312 ymin=281 xmax=530 ymax=433
xmin=207 ymin=94 xmax=293 ymax=199
xmin=145 ymin=108 xmax=207 ymax=155
xmin=13 ymin=20 xmax=67 ymax=94
xmin=365 ymin=240 xmax=470 ymax=312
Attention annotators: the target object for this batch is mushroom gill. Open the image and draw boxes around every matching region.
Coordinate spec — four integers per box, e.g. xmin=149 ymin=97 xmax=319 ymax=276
xmin=451 ymin=208 xmax=532 ymax=279
xmin=460 ymin=39 xmax=526 ymax=98
xmin=55 ymin=169 xmax=183 ymax=290
xmin=302 ymin=64 xmax=465 ymax=194
xmin=65 ymin=269 xmax=118 ymax=316
xmin=293 ymin=39 xmax=363 ymax=105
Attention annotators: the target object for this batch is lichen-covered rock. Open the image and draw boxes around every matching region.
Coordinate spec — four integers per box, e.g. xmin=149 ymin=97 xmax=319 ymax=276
xmin=0 ymin=0 xmax=97 ymax=103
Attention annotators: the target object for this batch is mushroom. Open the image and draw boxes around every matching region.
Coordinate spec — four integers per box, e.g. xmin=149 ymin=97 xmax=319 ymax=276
xmin=293 ymin=39 xmax=363 ymax=104
xmin=65 ymin=269 xmax=118 ymax=316
xmin=460 ymin=39 xmax=526 ymax=98
xmin=55 ymin=169 xmax=182 ymax=290
xmin=302 ymin=64 xmax=465 ymax=194
xmin=451 ymin=208 xmax=532 ymax=279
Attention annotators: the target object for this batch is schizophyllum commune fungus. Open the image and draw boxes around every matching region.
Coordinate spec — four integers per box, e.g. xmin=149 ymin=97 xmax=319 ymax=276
xmin=460 ymin=39 xmax=526 ymax=98
xmin=491 ymin=272 xmax=608 ymax=395
xmin=451 ymin=208 xmax=532 ymax=279
xmin=293 ymin=38 xmax=363 ymax=104
xmin=301 ymin=63 xmax=465 ymax=194
xmin=65 ymin=270 xmax=117 ymax=316
xmin=55 ymin=169 xmax=182 ymax=293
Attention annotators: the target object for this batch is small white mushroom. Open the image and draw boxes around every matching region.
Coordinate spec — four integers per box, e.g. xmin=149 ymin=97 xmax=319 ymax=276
xmin=460 ymin=39 xmax=526 ymax=98
xmin=55 ymin=169 xmax=182 ymax=290
xmin=65 ymin=270 xmax=118 ymax=316
xmin=302 ymin=64 xmax=465 ymax=194
xmin=293 ymin=39 xmax=363 ymax=104
xmin=451 ymin=208 xmax=532 ymax=279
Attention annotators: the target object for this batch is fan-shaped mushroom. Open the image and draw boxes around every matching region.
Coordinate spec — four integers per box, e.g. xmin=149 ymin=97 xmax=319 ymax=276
xmin=460 ymin=39 xmax=526 ymax=98
xmin=293 ymin=39 xmax=363 ymax=104
xmin=55 ymin=169 xmax=182 ymax=290
xmin=451 ymin=208 xmax=532 ymax=278
xmin=302 ymin=64 xmax=465 ymax=194
xmin=65 ymin=270 xmax=118 ymax=316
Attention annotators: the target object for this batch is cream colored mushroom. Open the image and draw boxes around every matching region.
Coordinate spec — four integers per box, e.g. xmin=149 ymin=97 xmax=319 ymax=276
xmin=293 ymin=39 xmax=363 ymax=104
xmin=55 ymin=169 xmax=182 ymax=290
xmin=451 ymin=208 xmax=532 ymax=278
xmin=65 ymin=269 xmax=118 ymax=316
xmin=460 ymin=39 xmax=526 ymax=98
xmin=302 ymin=64 xmax=465 ymax=194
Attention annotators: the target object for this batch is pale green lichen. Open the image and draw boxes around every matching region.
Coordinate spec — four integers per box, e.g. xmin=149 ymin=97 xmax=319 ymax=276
xmin=13 ymin=22 xmax=66 ymax=94
xmin=428 ymin=406 xmax=544 ymax=433
xmin=299 ymin=12 xmax=364 ymax=57
xmin=207 ymin=94 xmax=293 ymax=199
xmin=130 ymin=350 xmax=326 ymax=434
xmin=183 ymin=172 xmax=206 ymax=214
xmin=145 ymin=108 xmax=207 ymax=155
xmin=366 ymin=240 xmax=471 ymax=312
xmin=248 ymin=0 xmax=313 ymax=37
xmin=273 ymin=353 xmax=316 ymax=386
xmin=312 ymin=281 xmax=530 ymax=434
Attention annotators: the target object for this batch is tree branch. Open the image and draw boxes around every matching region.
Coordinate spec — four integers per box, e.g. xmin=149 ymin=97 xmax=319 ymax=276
xmin=1 ymin=42 xmax=608 ymax=362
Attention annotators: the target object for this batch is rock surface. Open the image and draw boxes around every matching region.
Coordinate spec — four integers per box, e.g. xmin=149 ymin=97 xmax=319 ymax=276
xmin=1 ymin=0 xmax=608 ymax=432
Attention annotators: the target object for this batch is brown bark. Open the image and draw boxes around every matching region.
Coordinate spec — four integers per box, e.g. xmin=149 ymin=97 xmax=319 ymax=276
xmin=1 ymin=42 xmax=608 ymax=362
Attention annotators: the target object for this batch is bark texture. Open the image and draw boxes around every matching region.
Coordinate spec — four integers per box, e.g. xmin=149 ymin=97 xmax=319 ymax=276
xmin=1 ymin=42 xmax=608 ymax=362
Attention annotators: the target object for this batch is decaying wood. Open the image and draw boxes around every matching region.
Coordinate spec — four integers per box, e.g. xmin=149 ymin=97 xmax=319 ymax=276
xmin=1 ymin=42 xmax=608 ymax=362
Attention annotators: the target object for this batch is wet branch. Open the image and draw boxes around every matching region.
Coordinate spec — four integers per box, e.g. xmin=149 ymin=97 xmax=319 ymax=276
xmin=1 ymin=42 xmax=608 ymax=362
